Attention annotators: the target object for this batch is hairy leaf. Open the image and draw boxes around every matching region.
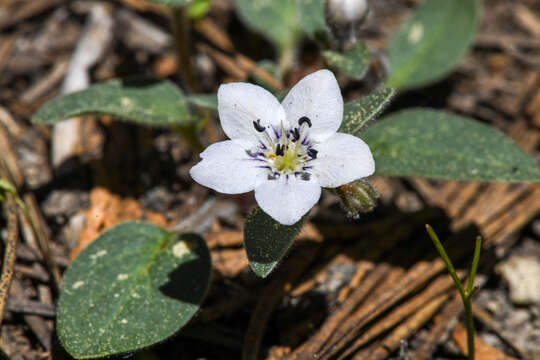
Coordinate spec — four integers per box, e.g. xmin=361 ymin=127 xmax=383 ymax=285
xmin=361 ymin=109 xmax=540 ymax=182
xmin=57 ymin=222 xmax=211 ymax=359
xmin=340 ymin=88 xmax=396 ymax=135
xmin=387 ymin=0 xmax=480 ymax=90
xmin=324 ymin=42 xmax=371 ymax=79
xmin=244 ymin=207 xmax=305 ymax=278
xmin=32 ymin=79 xmax=193 ymax=127
xmin=187 ymin=94 xmax=218 ymax=111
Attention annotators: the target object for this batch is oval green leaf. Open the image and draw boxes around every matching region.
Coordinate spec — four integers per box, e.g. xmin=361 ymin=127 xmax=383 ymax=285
xmin=361 ymin=109 xmax=540 ymax=182
xmin=233 ymin=0 xmax=299 ymax=51
xmin=339 ymin=87 xmax=396 ymax=135
xmin=57 ymin=221 xmax=211 ymax=359
xmin=32 ymin=79 xmax=194 ymax=127
xmin=387 ymin=0 xmax=481 ymax=90
xmin=187 ymin=94 xmax=218 ymax=111
xmin=244 ymin=207 xmax=305 ymax=278
xmin=324 ymin=42 xmax=371 ymax=80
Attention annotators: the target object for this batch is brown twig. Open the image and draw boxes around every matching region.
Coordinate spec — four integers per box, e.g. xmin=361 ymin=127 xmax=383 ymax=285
xmin=287 ymin=264 xmax=391 ymax=359
xmin=409 ymin=294 xmax=463 ymax=359
xmin=243 ymin=242 xmax=322 ymax=360
xmin=0 ymin=189 xmax=18 ymax=325
xmin=361 ymin=294 xmax=450 ymax=360
xmin=341 ymin=273 xmax=461 ymax=359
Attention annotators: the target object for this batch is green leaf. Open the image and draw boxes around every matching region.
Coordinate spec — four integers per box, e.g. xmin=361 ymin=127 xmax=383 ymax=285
xmin=32 ymin=79 xmax=194 ymax=127
xmin=340 ymin=87 xmax=396 ymax=135
xmin=361 ymin=109 xmax=540 ymax=182
xmin=187 ymin=94 xmax=218 ymax=111
xmin=297 ymin=0 xmax=328 ymax=39
xmin=233 ymin=0 xmax=299 ymax=51
xmin=387 ymin=0 xmax=481 ymax=90
xmin=143 ymin=0 xmax=191 ymax=6
xmin=57 ymin=221 xmax=211 ymax=359
xmin=244 ymin=207 xmax=305 ymax=278
xmin=324 ymin=42 xmax=371 ymax=80
xmin=187 ymin=0 xmax=211 ymax=19
xmin=0 ymin=179 xmax=16 ymax=195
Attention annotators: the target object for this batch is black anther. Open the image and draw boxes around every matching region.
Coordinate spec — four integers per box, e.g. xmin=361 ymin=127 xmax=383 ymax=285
xmin=307 ymin=148 xmax=318 ymax=159
xmin=298 ymin=116 xmax=312 ymax=127
xmin=292 ymin=128 xmax=300 ymax=141
xmin=253 ymin=119 xmax=265 ymax=132
xmin=275 ymin=144 xmax=285 ymax=156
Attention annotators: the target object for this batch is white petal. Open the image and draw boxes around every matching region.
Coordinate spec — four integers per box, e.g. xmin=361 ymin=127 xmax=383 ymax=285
xmin=312 ymin=133 xmax=375 ymax=188
xmin=281 ymin=69 xmax=343 ymax=142
xmin=255 ymin=177 xmax=321 ymax=225
xmin=218 ymin=82 xmax=286 ymax=142
xmin=190 ymin=140 xmax=265 ymax=194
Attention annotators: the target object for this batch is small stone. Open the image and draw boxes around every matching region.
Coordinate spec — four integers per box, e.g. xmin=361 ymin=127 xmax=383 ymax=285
xmin=497 ymin=255 xmax=540 ymax=305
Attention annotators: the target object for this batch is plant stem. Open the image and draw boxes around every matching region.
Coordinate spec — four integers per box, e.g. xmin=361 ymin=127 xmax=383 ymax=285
xmin=171 ymin=6 xmax=198 ymax=93
xmin=467 ymin=236 xmax=482 ymax=294
xmin=425 ymin=225 xmax=481 ymax=360
xmin=463 ymin=299 xmax=475 ymax=360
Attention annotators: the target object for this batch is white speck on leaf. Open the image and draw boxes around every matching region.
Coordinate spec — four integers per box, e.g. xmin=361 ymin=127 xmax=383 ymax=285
xmin=72 ymin=281 xmax=84 ymax=289
xmin=117 ymin=274 xmax=128 ymax=281
xmin=90 ymin=249 xmax=107 ymax=260
xmin=120 ymin=319 xmax=128 ymax=324
xmin=121 ymin=97 xmax=132 ymax=106
xmin=408 ymin=23 xmax=424 ymax=44
xmin=173 ymin=241 xmax=191 ymax=258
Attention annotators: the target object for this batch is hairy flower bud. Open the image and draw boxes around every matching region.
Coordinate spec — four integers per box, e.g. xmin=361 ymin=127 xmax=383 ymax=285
xmin=336 ymin=179 xmax=378 ymax=218
xmin=325 ymin=0 xmax=369 ymax=47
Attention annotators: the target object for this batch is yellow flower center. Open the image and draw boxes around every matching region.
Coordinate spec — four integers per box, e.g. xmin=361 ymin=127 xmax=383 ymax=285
xmin=273 ymin=144 xmax=300 ymax=173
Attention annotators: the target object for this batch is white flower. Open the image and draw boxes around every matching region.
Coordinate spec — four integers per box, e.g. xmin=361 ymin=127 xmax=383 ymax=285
xmin=190 ymin=70 xmax=375 ymax=225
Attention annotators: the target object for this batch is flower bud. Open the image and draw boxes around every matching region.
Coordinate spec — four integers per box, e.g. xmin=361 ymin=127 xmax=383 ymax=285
xmin=336 ymin=179 xmax=378 ymax=218
xmin=326 ymin=0 xmax=369 ymax=47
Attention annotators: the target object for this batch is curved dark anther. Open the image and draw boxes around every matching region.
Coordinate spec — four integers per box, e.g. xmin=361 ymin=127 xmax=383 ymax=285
xmin=253 ymin=119 xmax=266 ymax=132
xmin=307 ymin=148 xmax=318 ymax=159
xmin=292 ymin=128 xmax=300 ymax=141
xmin=298 ymin=116 xmax=312 ymax=127
xmin=275 ymin=144 xmax=285 ymax=156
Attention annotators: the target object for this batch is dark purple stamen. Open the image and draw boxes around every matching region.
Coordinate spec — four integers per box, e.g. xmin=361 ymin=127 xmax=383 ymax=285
xmin=298 ymin=116 xmax=312 ymax=127
xmin=301 ymin=138 xmax=309 ymax=146
xmin=307 ymin=148 xmax=318 ymax=159
xmin=259 ymin=141 xmax=267 ymax=150
xmin=253 ymin=119 xmax=265 ymax=132
xmin=292 ymin=128 xmax=300 ymax=141
xmin=272 ymin=127 xmax=280 ymax=139
xmin=275 ymin=144 xmax=285 ymax=156
xmin=302 ymin=166 xmax=313 ymax=170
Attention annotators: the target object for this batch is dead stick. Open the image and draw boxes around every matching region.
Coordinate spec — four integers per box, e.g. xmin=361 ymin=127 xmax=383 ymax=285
xmin=243 ymin=242 xmax=321 ymax=360
xmin=409 ymin=294 xmax=462 ymax=359
xmin=287 ymin=264 xmax=391 ymax=359
xmin=0 ymin=190 xmax=18 ymax=324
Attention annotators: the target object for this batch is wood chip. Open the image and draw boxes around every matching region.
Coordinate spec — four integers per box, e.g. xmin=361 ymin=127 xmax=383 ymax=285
xmin=452 ymin=322 xmax=518 ymax=360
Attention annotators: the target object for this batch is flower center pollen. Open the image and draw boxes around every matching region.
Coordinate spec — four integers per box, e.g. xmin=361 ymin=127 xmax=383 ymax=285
xmin=249 ymin=116 xmax=318 ymax=181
